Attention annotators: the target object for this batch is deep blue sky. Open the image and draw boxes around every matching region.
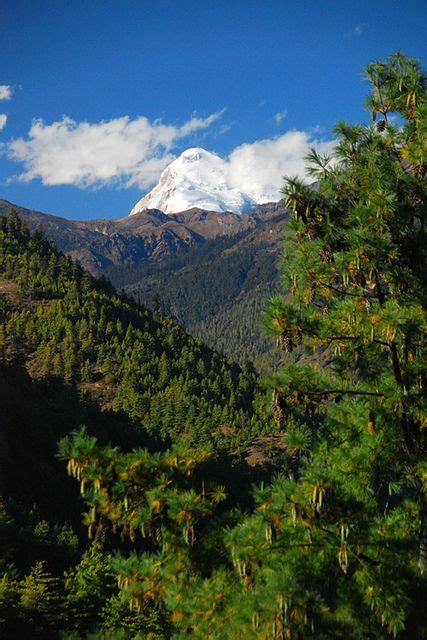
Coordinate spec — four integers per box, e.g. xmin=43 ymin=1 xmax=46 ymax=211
xmin=0 ymin=0 xmax=425 ymax=219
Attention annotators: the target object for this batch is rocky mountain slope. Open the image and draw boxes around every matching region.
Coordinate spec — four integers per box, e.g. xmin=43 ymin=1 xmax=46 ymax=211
xmin=0 ymin=199 xmax=280 ymax=273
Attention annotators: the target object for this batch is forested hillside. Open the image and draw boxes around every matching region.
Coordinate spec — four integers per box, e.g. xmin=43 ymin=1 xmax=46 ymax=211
xmin=0 ymin=199 xmax=287 ymax=371
xmin=107 ymin=212 xmax=286 ymax=372
xmin=0 ymin=211 xmax=280 ymax=638
xmin=0 ymin=212 xmax=274 ymax=449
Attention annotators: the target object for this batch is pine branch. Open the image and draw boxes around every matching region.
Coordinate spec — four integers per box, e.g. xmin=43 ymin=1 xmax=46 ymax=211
xmin=319 ymin=283 xmax=379 ymax=299
xmin=326 ymin=335 xmax=391 ymax=348
xmin=309 ymin=389 xmax=386 ymax=398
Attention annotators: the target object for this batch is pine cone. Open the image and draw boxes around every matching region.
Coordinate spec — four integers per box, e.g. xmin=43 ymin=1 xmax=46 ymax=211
xmin=307 ymin=401 xmax=316 ymax=416
xmin=322 ymin=304 xmax=329 ymax=314
xmin=368 ymin=410 xmax=376 ymax=434
xmin=280 ymin=331 xmax=293 ymax=353
xmin=365 ymin=298 xmax=371 ymax=313
xmin=308 ymin=287 xmax=316 ymax=303
xmin=272 ymin=397 xmax=286 ymax=424
xmin=320 ymin=246 xmax=334 ymax=264
xmin=306 ymin=222 xmax=320 ymax=239
xmin=94 ymin=517 xmax=109 ymax=547
xmin=294 ymin=328 xmax=303 ymax=346
xmin=376 ymin=119 xmax=386 ymax=132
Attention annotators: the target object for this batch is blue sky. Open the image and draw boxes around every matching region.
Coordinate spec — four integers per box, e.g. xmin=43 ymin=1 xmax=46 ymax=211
xmin=0 ymin=0 xmax=425 ymax=220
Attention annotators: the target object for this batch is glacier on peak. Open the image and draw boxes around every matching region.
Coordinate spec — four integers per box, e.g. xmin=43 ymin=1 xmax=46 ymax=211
xmin=129 ymin=147 xmax=268 ymax=216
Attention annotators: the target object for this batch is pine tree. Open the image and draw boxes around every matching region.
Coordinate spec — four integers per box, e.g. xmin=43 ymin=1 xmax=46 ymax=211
xmin=63 ymin=549 xmax=116 ymax=634
xmin=19 ymin=562 xmax=63 ymax=636
xmin=259 ymin=52 xmax=426 ymax=637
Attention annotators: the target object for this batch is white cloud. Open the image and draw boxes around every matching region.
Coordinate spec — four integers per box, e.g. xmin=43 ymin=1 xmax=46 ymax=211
xmin=0 ymin=114 xmax=7 ymax=131
xmin=344 ymin=24 xmax=365 ymax=38
xmin=2 ymin=110 xmax=334 ymax=202
xmin=0 ymin=85 xmax=12 ymax=101
xmin=217 ymin=123 xmax=232 ymax=136
xmin=224 ymin=130 xmax=335 ymax=202
xmin=274 ymin=109 xmax=288 ymax=125
xmin=4 ymin=111 xmax=224 ymax=188
xmin=178 ymin=110 xmax=224 ymax=136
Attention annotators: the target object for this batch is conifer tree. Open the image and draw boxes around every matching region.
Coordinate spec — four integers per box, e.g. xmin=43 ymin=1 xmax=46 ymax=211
xmin=258 ymin=52 xmax=426 ymax=637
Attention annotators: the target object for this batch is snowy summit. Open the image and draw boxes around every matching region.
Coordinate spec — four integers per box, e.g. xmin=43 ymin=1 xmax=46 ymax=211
xmin=130 ymin=148 xmax=261 ymax=215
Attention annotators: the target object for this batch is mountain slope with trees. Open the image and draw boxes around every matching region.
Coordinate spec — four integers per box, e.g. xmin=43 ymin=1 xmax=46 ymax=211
xmin=107 ymin=207 xmax=288 ymax=372
xmin=0 ymin=211 xmax=273 ymax=451
xmin=0 ymin=210 xmax=279 ymax=638
xmin=0 ymin=199 xmax=287 ymax=370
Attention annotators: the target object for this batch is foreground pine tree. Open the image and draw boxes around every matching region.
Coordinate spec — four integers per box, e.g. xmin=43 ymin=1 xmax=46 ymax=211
xmin=60 ymin=53 xmax=426 ymax=638
xmin=260 ymin=52 xmax=426 ymax=637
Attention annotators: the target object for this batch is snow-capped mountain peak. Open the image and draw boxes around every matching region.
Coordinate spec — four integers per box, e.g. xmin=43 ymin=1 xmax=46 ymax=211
xmin=129 ymin=147 xmax=258 ymax=215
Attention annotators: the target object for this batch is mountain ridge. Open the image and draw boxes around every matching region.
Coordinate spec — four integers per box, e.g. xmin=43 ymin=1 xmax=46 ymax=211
xmin=0 ymin=198 xmax=285 ymax=274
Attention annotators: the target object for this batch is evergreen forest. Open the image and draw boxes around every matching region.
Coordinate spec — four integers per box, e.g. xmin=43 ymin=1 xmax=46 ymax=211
xmin=0 ymin=53 xmax=426 ymax=639
xmin=106 ymin=225 xmax=282 ymax=374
